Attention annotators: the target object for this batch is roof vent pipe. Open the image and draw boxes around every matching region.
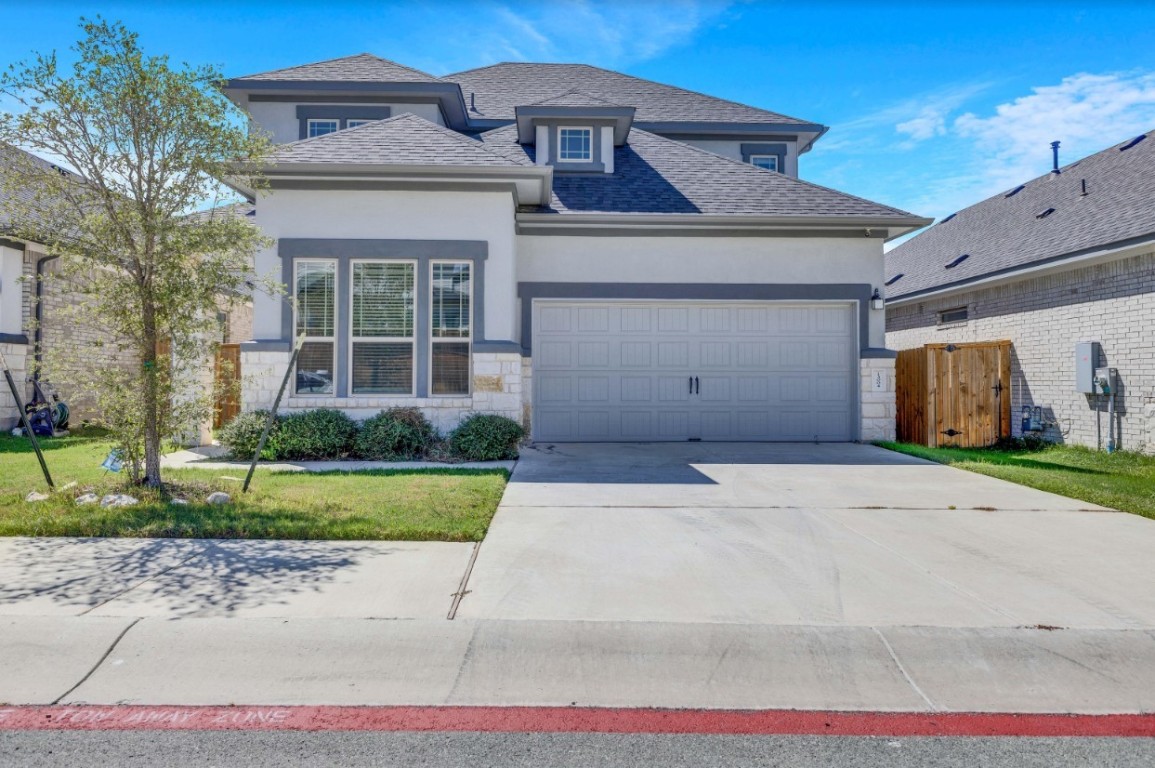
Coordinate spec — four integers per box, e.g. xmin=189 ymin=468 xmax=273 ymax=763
xmin=470 ymin=92 xmax=477 ymax=112
xmin=1051 ymin=140 xmax=1061 ymax=174
xmin=1081 ymin=179 xmax=1088 ymax=196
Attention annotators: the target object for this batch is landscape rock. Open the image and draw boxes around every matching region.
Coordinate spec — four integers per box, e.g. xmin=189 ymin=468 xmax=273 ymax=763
xmin=171 ymin=498 xmax=189 ymax=506
xmin=100 ymin=493 xmax=139 ymax=508
xmin=74 ymin=493 xmax=99 ymax=505
xmin=25 ymin=491 xmax=50 ymax=502
xmin=60 ymin=481 xmax=78 ymax=491
xmin=205 ymin=491 xmax=231 ymax=505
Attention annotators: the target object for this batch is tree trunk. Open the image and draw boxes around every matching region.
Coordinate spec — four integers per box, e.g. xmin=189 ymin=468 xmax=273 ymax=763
xmin=141 ymin=300 xmax=163 ymax=488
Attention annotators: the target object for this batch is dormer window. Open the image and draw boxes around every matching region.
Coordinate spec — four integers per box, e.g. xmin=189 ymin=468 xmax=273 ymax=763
xmin=558 ymin=127 xmax=593 ymax=162
xmin=749 ymin=155 xmax=779 ymax=172
xmin=307 ymin=119 xmax=340 ymax=138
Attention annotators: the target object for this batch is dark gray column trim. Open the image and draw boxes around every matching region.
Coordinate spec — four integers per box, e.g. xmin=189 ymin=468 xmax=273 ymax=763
xmin=296 ymin=106 xmax=392 ymax=140
xmin=279 ymin=238 xmax=489 ymax=398
xmin=860 ymin=348 xmax=898 ymax=359
xmin=0 ymin=333 xmax=29 ymax=345
xmin=472 ymin=340 xmax=522 ymax=354
xmin=516 ymin=282 xmax=872 ymax=353
xmin=240 ymin=339 xmax=292 ymax=352
xmin=0 ymin=238 xmax=27 ymax=251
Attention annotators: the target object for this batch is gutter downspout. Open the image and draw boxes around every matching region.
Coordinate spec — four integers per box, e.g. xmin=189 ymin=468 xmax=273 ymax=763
xmin=33 ymin=254 xmax=60 ymax=381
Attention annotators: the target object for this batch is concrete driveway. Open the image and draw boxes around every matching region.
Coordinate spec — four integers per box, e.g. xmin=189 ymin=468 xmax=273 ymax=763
xmin=457 ymin=442 xmax=1155 ymax=628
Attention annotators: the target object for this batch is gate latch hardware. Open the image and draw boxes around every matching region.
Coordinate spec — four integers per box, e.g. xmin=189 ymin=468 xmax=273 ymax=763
xmin=942 ymin=428 xmax=963 ymax=437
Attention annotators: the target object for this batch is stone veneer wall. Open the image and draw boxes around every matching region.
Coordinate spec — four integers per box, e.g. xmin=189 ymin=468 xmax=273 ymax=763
xmin=239 ymin=349 xmax=526 ymax=435
xmin=860 ymin=357 xmax=897 ymax=442
xmin=0 ymin=342 xmax=28 ymax=432
xmin=886 ymin=251 xmax=1155 ymax=453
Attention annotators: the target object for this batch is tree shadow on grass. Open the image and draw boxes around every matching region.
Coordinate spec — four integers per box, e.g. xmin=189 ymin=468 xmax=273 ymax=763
xmin=0 ymin=536 xmax=394 ymax=616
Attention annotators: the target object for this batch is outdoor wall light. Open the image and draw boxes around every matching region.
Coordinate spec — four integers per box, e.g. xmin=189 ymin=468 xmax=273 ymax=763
xmin=871 ymin=288 xmax=885 ymax=310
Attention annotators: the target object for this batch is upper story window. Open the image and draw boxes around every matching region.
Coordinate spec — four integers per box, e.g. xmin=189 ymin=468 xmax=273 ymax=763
xmin=307 ymin=119 xmax=340 ymax=138
xmin=558 ymin=127 xmax=593 ymax=162
xmin=750 ymin=155 xmax=779 ymax=172
xmin=346 ymin=119 xmax=374 ymax=129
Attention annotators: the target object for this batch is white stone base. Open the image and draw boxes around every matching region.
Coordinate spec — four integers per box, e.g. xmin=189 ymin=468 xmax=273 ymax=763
xmin=0 ymin=342 xmax=29 ymax=432
xmin=860 ymin=356 xmax=897 ymax=443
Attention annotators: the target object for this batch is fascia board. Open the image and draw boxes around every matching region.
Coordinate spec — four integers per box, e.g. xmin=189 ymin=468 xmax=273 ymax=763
xmin=516 ymin=212 xmax=931 ymax=230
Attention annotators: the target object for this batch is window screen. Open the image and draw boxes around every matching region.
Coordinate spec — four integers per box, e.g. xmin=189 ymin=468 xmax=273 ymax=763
xmin=352 ymin=262 xmax=414 ymax=395
xmin=294 ymin=260 xmax=335 ymax=395
xmin=432 ymin=262 xmax=471 ymax=395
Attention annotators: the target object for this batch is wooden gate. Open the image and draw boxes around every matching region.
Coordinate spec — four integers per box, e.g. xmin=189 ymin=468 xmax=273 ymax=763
xmin=896 ymin=341 xmax=1012 ymax=448
xmin=213 ymin=343 xmax=241 ymax=430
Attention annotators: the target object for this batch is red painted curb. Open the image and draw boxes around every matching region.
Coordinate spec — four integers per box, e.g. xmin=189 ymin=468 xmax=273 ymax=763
xmin=1 ymin=706 xmax=1153 ymax=736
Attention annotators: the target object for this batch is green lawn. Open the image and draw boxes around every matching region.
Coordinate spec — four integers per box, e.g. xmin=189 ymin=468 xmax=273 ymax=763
xmin=0 ymin=429 xmax=508 ymax=540
xmin=878 ymin=441 xmax=1155 ymax=520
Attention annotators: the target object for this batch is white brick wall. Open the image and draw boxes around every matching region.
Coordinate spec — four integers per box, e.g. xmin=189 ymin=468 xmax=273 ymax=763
xmin=887 ymin=251 xmax=1155 ymax=453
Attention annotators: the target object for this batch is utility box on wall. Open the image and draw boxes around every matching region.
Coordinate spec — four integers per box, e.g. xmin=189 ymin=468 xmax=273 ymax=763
xmin=1076 ymin=341 xmax=1100 ymax=394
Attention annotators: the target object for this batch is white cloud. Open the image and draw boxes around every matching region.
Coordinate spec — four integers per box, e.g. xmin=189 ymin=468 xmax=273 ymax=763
xmin=896 ymin=106 xmax=947 ymax=142
xmin=953 ymin=71 xmax=1155 ymax=192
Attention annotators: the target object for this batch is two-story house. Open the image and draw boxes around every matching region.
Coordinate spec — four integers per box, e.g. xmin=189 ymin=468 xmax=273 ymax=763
xmin=224 ymin=54 xmax=928 ymax=443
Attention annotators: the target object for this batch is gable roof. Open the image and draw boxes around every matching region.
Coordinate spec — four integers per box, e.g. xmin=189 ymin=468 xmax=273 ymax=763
xmin=477 ymin=124 xmax=919 ymax=220
xmin=444 ymin=63 xmax=818 ymax=127
xmin=886 ymin=130 xmax=1155 ymax=300
xmin=269 ymin=113 xmax=532 ymax=168
xmin=0 ymin=144 xmax=87 ymax=240
xmin=234 ymin=53 xmax=440 ymax=84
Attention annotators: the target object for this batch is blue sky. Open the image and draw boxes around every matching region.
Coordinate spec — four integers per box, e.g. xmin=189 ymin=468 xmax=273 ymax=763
xmin=5 ymin=1 xmax=1155 ymax=231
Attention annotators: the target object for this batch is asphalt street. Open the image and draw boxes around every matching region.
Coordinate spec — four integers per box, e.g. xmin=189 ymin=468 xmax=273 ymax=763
xmin=3 ymin=731 xmax=1155 ymax=767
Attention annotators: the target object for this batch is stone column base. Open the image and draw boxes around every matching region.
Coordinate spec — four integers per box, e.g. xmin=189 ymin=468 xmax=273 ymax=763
xmin=860 ymin=356 xmax=897 ymax=443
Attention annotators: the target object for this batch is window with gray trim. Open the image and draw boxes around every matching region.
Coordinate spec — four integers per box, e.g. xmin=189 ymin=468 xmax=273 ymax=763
xmin=431 ymin=262 xmax=472 ymax=396
xmin=294 ymin=260 xmax=336 ymax=395
xmin=346 ymin=119 xmax=375 ymax=129
xmin=558 ymin=127 xmax=592 ymax=161
xmin=351 ymin=261 xmax=415 ymax=395
xmin=749 ymin=154 xmax=778 ymax=171
xmin=307 ymin=119 xmax=339 ymax=138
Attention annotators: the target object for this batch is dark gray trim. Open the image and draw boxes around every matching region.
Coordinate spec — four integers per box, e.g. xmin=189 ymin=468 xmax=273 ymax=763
xmin=514 ymin=224 xmax=894 ymax=239
xmin=0 ymin=333 xmax=29 ymax=345
xmin=226 ymin=79 xmax=469 ymax=128
xmin=0 ymin=238 xmax=26 ymax=251
xmin=240 ymin=339 xmax=292 ymax=352
xmin=279 ymin=239 xmax=488 ymax=398
xmin=472 ymin=340 xmax=522 ymax=353
xmin=296 ymin=106 xmax=392 ymax=139
xmin=887 ymin=231 xmax=1155 ymax=303
xmin=740 ymin=142 xmax=787 ymax=172
xmin=253 ymin=94 xmax=437 ymax=104
xmin=516 ymin=282 xmax=872 ymax=354
xmin=860 ymin=348 xmax=898 ymax=359
xmin=267 ymin=179 xmax=522 ymax=197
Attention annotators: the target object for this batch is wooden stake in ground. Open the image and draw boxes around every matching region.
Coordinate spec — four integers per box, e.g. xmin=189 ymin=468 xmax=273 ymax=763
xmin=0 ymin=347 xmax=54 ymax=489
xmin=243 ymin=334 xmax=306 ymax=494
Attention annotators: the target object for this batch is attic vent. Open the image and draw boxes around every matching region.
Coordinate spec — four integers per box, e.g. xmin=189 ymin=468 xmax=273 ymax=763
xmin=939 ymin=213 xmax=957 ymax=224
xmin=885 ymin=274 xmax=904 ymax=286
xmin=945 ymin=254 xmax=970 ymax=269
xmin=1005 ymin=185 xmax=1025 ymax=198
xmin=1120 ymin=134 xmax=1147 ymax=151
xmin=1036 ymin=207 xmax=1056 ymax=219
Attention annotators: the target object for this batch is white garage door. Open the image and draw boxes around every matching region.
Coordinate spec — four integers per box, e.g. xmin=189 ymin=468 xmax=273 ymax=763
xmin=532 ymin=301 xmax=856 ymax=442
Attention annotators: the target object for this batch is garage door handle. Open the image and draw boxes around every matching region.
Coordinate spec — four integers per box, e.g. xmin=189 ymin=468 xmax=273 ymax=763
xmin=695 ymin=376 xmax=700 ymax=394
xmin=689 ymin=376 xmax=693 ymax=394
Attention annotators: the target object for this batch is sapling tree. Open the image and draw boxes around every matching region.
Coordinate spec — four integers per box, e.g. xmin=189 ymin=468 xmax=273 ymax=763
xmin=0 ymin=17 xmax=272 ymax=486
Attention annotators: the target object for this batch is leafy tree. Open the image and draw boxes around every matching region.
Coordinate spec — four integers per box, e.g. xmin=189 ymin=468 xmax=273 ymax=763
xmin=0 ymin=18 xmax=272 ymax=486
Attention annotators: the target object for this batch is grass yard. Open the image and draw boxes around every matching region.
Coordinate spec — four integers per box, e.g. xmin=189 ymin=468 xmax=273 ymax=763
xmin=0 ymin=429 xmax=508 ymax=540
xmin=878 ymin=441 xmax=1155 ymax=520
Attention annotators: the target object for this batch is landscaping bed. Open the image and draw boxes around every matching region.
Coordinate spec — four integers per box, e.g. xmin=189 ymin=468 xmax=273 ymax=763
xmin=0 ymin=429 xmax=508 ymax=541
xmin=878 ymin=440 xmax=1155 ymax=520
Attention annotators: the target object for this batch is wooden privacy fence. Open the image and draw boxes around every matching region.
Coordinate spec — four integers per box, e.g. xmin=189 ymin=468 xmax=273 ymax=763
xmin=214 ymin=343 xmax=242 ymax=430
xmin=896 ymin=341 xmax=1012 ymax=448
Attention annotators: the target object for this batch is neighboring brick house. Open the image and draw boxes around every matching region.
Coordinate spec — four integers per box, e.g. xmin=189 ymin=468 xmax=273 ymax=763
xmin=223 ymin=54 xmax=928 ymax=443
xmin=885 ymin=131 xmax=1155 ymax=452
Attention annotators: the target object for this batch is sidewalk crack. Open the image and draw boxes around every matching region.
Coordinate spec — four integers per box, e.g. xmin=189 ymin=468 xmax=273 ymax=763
xmin=52 ymin=617 xmax=142 ymax=704
xmin=873 ymin=626 xmax=942 ymax=712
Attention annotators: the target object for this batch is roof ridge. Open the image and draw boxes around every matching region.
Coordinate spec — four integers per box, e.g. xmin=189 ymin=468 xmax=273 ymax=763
xmin=525 ymin=88 xmax=622 ymax=107
xmin=234 ymin=52 xmax=438 ymax=82
xmin=627 ymin=126 xmax=916 ymax=217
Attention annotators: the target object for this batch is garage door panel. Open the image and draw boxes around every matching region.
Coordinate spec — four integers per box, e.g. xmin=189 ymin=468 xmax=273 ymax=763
xmin=533 ymin=301 xmax=855 ymax=442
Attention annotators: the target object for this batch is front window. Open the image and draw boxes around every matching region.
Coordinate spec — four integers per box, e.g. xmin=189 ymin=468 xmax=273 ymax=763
xmin=431 ymin=262 xmax=472 ymax=395
xmin=558 ymin=127 xmax=592 ymax=162
xmin=294 ymin=260 xmax=336 ymax=395
xmin=307 ymin=119 xmax=339 ymax=138
xmin=750 ymin=154 xmax=778 ymax=171
xmin=351 ymin=262 xmax=415 ymax=395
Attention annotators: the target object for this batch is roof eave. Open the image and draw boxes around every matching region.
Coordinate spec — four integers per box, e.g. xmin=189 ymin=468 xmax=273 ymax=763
xmin=517 ymin=212 xmax=930 ymax=235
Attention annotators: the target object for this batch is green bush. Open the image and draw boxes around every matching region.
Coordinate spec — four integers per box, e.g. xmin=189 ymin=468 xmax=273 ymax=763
xmin=448 ymin=414 xmax=524 ymax=461
xmin=354 ymin=408 xmax=437 ymax=460
xmin=272 ymin=408 xmax=358 ymax=460
xmin=216 ymin=410 xmax=279 ymax=460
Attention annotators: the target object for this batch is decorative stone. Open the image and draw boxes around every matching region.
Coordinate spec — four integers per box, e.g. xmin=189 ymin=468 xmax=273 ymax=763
xmin=60 ymin=481 xmax=78 ymax=491
xmin=473 ymin=375 xmax=504 ymax=393
xmin=74 ymin=493 xmax=99 ymax=505
xmin=25 ymin=491 xmax=50 ymax=502
xmin=171 ymin=498 xmax=189 ymax=506
xmin=100 ymin=494 xmax=139 ymax=508
xmin=206 ymin=491 xmax=231 ymax=505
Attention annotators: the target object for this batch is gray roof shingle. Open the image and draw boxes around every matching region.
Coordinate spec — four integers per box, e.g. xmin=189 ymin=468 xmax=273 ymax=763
xmin=477 ymin=125 xmax=916 ymax=218
xmin=886 ymin=131 xmax=1155 ymax=299
xmin=444 ymin=63 xmax=817 ymax=126
xmin=270 ymin=113 xmax=532 ymax=167
xmin=234 ymin=53 xmax=439 ymax=83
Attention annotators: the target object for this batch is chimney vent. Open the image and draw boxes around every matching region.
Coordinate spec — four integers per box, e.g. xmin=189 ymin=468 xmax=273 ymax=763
xmin=1051 ymin=140 xmax=1061 ymax=174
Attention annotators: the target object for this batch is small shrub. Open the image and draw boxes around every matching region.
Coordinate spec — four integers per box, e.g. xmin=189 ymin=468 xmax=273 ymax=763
xmin=449 ymin=414 xmax=525 ymax=461
xmin=216 ymin=410 xmax=279 ymax=460
xmin=272 ymin=409 xmax=358 ymax=460
xmin=355 ymin=407 xmax=437 ymax=460
xmin=991 ymin=434 xmax=1050 ymax=452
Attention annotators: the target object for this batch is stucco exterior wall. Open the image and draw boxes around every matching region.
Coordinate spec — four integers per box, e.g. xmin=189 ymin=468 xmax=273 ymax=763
xmin=246 ymin=101 xmax=445 ymax=145
xmin=886 ymin=251 xmax=1155 ymax=453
